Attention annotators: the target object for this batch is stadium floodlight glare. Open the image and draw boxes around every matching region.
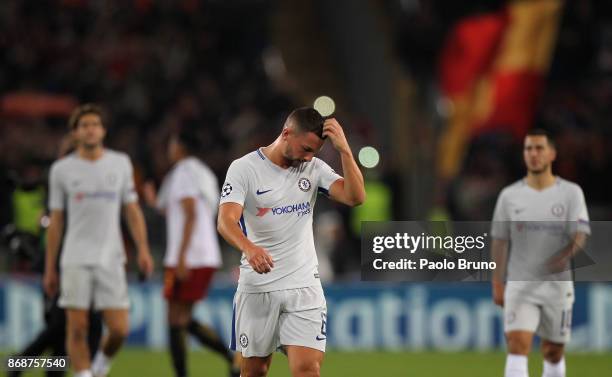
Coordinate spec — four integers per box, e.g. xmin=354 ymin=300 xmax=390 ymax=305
xmin=313 ymin=96 xmax=336 ymax=117
xmin=358 ymin=146 xmax=380 ymax=168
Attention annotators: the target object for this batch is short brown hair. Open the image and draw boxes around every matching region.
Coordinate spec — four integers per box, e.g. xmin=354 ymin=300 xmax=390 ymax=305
xmin=287 ymin=107 xmax=326 ymax=139
xmin=526 ymin=128 xmax=555 ymax=148
xmin=68 ymin=103 xmax=106 ymax=130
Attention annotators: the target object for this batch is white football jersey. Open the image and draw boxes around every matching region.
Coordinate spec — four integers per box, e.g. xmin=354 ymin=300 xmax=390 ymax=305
xmin=219 ymin=148 xmax=342 ymax=293
xmin=158 ymin=157 xmax=222 ymax=268
xmin=48 ymin=149 xmax=137 ymax=268
xmin=491 ymin=177 xmax=590 ymax=304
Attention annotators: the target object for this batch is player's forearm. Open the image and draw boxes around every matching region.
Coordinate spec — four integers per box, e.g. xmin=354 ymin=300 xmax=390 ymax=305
xmin=178 ymin=214 xmax=196 ymax=260
xmin=125 ymin=204 xmax=150 ymax=253
xmin=45 ymin=219 xmax=63 ymax=273
xmin=217 ymin=217 xmax=257 ymax=255
xmin=491 ymin=239 xmax=509 ymax=283
xmin=562 ymin=232 xmax=588 ymax=258
xmin=339 ymin=150 xmax=366 ymax=206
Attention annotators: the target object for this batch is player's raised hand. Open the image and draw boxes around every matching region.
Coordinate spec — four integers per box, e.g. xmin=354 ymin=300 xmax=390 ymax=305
xmin=245 ymin=245 xmax=274 ymax=274
xmin=322 ymin=118 xmax=351 ymax=155
xmin=43 ymin=269 xmax=59 ymax=297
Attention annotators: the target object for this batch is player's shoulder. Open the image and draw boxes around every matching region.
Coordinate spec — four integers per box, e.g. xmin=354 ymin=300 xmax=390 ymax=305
xmin=228 ymin=150 xmax=261 ymax=170
xmin=105 ymin=149 xmax=134 ymax=171
xmin=311 ymin=156 xmax=326 ymax=167
xmin=174 ymin=157 xmax=193 ymax=173
xmin=310 ymin=156 xmax=335 ymax=172
xmin=183 ymin=156 xmax=211 ymax=170
xmin=50 ymin=153 xmax=78 ymax=172
xmin=498 ymin=179 xmax=526 ymax=198
xmin=555 ymin=177 xmax=584 ymax=195
xmin=177 ymin=157 xmax=215 ymax=178
xmin=104 ymin=148 xmax=131 ymax=162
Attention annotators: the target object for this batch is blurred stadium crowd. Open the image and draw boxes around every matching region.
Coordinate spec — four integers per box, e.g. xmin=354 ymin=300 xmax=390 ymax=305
xmin=1 ymin=0 xmax=611 ymax=281
xmin=0 ymin=0 xmax=361 ymax=281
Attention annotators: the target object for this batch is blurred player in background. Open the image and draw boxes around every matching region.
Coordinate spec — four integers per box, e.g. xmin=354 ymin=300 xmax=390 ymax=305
xmin=43 ymin=104 xmax=154 ymax=377
xmin=217 ymin=108 xmax=365 ymax=377
xmin=491 ymin=129 xmax=590 ymax=377
xmin=8 ymin=134 xmax=103 ymax=377
xmin=148 ymin=127 xmax=241 ymax=377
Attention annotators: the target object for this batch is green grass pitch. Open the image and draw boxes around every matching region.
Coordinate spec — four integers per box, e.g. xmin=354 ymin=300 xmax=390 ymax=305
xmin=3 ymin=349 xmax=610 ymax=376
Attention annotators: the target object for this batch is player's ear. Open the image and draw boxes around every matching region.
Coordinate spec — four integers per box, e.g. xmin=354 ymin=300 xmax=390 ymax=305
xmin=281 ymin=127 xmax=290 ymax=140
xmin=550 ymin=146 xmax=556 ymax=162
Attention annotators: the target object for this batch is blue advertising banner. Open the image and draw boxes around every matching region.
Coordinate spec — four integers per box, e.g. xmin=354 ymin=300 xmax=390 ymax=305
xmin=1 ymin=279 xmax=611 ymax=351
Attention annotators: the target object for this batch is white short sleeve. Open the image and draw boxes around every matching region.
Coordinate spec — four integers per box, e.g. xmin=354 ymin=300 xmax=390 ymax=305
xmin=315 ymin=158 xmax=342 ymax=196
xmin=48 ymin=163 xmax=65 ymax=210
xmin=172 ymin=167 xmax=199 ymax=200
xmin=219 ymin=159 xmax=249 ymax=206
xmin=491 ymin=189 xmax=510 ymax=240
xmin=122 ymin=157 xmax=138 ymax=204
xmin=568 ymin=185 xmax=590 ymax=235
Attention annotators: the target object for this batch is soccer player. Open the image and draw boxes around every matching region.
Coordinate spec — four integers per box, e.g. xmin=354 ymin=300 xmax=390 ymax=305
xmin=217 ymin=107 xmax=365 ymax=377
xmin=491 ymin=129 xmax=590 ymax=377
xmin=154 ymin=128 xmax=240 ymax=377
xmin=43 ymin=104 xmax=154 ymax=377
xmin=9 ymin=134 xmax=103 ymax=377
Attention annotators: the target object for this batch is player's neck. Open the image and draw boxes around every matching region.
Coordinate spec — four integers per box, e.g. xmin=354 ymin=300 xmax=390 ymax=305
xmin=261 ymin=139 xmax=291 ymax=169
xmin=172 ymin=153 xmax=189 ymax=165
xmin=77 ymin=145 xmax=105 ymax=161
xmin=525 ymin=171 xmax=555 ymax=190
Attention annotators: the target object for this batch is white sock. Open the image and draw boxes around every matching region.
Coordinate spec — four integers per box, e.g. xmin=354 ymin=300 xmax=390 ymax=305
xmin=91 ymin=350 xmax=112 ymax=376
xmin=74 ymin=370 xmax=93 ymax=377
xmin=542 ymin=357 xmax=565 ymax=377
xmin=505 ymin=354 xmax=529 ymax=377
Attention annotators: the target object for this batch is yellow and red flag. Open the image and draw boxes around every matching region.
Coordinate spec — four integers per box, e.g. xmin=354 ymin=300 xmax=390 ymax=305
xmin=438 ymin=0 xmax=563 ymax=179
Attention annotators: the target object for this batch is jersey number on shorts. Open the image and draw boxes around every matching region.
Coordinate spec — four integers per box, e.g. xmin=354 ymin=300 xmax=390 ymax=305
xmin=560 ymin=309 xmax=572 ymax=335
xmin=320 ymin=312 xmax=327 ymax=336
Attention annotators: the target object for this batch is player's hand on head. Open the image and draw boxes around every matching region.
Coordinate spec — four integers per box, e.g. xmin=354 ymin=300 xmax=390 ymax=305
xmin=322 ymin=118 xmax=351 ymax=154
xmin=245 ymin=246 xmax=274 ymax=274
xmin=43 ymin=269 xmax=59 ymax=297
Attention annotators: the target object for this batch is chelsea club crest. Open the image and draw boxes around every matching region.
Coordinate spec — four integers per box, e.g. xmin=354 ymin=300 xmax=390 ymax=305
xmin=298 ymin=177 xmax=311 ymax=192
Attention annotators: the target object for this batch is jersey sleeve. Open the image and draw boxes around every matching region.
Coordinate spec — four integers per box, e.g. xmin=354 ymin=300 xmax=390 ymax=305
xmin=490 ymin=189 xmax=510 ymax=240
xmin=122 ymin=157 xmax=139 ymax=204
xmin=173 ymin=166 xmax=200 ymax=200
xmin=48 ymin=162 xmax=65 ymax=210
xmin=568 ymin=185 xmax=590 ymax=235
xmin=200 ymin=167 xmax=220 ymax=215
xmin=316 ymin=158 xmax=342 ymax=196
xmin=219 ymin=159 xmax=249 ymax=206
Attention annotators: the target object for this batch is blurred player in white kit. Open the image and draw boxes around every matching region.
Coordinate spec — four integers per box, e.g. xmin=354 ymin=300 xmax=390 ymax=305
xmin=148 ymin=127 xmax=241 ymax=377
xmin=44 ymin=104 xmax=154 ymax=377
xmin=491 ymin=129 xmax=590 ymax=377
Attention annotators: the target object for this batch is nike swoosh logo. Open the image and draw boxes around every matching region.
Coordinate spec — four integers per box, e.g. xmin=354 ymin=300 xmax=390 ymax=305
xmin=316 ymin=336 xmax=327 ymax=341
xmin=256 ymin=189 xmax=273 ymax=195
